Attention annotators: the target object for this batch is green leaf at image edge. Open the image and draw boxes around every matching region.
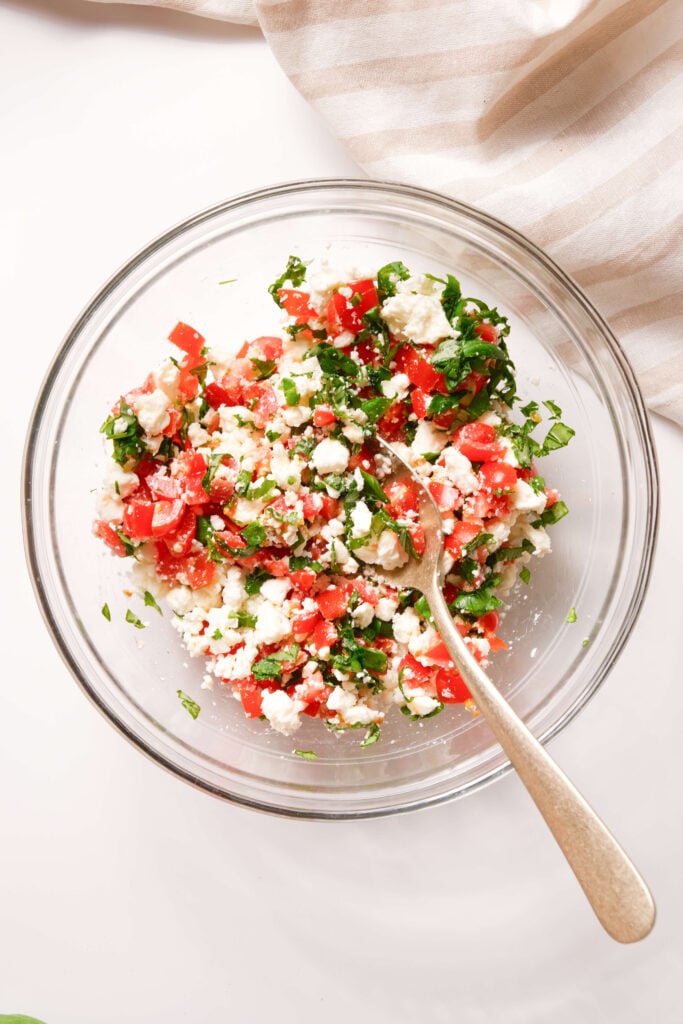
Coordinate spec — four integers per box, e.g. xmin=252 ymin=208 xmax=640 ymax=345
xmin=0 ymin=1016 xmax=49 ymax=1024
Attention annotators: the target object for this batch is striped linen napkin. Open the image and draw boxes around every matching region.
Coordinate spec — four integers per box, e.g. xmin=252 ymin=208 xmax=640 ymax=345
xmin=88 ymin=0 xmax=682 ymax=425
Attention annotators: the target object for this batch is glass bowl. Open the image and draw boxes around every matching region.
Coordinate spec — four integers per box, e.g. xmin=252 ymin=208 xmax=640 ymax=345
xmin=23 ymin=179 xmax=658 ymax=819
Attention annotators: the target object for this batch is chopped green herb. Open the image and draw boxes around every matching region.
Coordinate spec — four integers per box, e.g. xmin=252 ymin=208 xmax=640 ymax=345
xmin=245 ymin=567 xmax=274 ymax=595
xmin=281 ymin=378 xmax=300 ymax=406
xmin=306 ymin=342 xmax=359 ymax=377
xmin=212 ymin=628 xmax=223 ymax=640
xmin=100 ymin=399 xmax=147 ymax=467
xmin=101 ymin=603 xmax=111 ymax=622
xmin=519 ymin=566 xmax=531 ymax=585
xmin=376 ymin=260 xmax=410 ymax=302
xmin=229 ymin=611 xmax=258 ymax=629
xmin=125 ymin=609 xmax=145 ymax=629
xmin=268 ymin=255 xmax=309 ymax=307
xmin=218 ymin=278 xmax=237 ymax=285
xmin=582 ymin=638 xmax=591 ymax=647
xmin=294 ymin=749 xmax=318 ymax=761
xmin=359 ymin=470 xmax=388 ymax=504
xmin=360 ymin=396 xmax=392 ymax=423
xmin=534 ymin=500 xmax=569 ymax=528
xmin=566 ymin=607 xmax=577 ymax=624
xmin=177 ymin=690 xmax=201 ymax=719
xmin=143 ymin=591 xmax=162 ymax=615
xmin=252 ymin=358 xmax=277 ymax=381
xmin=360 ymin=722 xmax=381 ymax=747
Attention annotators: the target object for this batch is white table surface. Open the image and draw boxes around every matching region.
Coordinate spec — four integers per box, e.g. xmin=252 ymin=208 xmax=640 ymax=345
xmin=2 ymin=3 xmax=682 ymax=1021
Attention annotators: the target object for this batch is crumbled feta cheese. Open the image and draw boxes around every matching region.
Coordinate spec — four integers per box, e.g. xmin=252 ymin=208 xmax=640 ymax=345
xmin=282 ymin=405 xmax=312 ymax=427
xmin=342 ymin=422 xmax=365 ymax=444
xmin=396 ymin=274 xmax=444 ymax=297
xmin=438 ymin=447 xmax=479 ymax=494
xmin=311 ymin=438 xmax=350 ymax=475
xmin=352 ymin=601 xmax=375 ymax=628
xmin=260 ymin=690 xmax=304 ymax=736
xmin=188 ymin=422 xmax=211 ymax=448
xmin=392 ymin=607 xmax=422 ymax=644
xmin=411 ymin=420 xmax=449 ymax=456
xmin=155 ymin=360 xmax=180 ymax=400
xmin=381 ymin=292 xmax=453 ymax=346
xmin=270 ymin=443 xmax=304 ymax=489
xmin=134 ymin=389 xmax=171 ymax=436
xmin=260 ymin=577 xmax=292 ymax=604
xmin=350 ymin=500 xmax=372 ymax=538
xmin=333 ymin=330 xmax=355 ymax=349
xmin=512 ymin=479 xmax=547 ymax=514
xmin=375 ymin=597 xmax=399 ymax=621
xmin=381 ymin=373 xmax=410 ymax=401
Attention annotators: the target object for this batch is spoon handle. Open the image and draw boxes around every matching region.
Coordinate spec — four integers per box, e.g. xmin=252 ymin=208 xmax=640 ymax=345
xmin=427 ymin=583 xmax=656 ymax=943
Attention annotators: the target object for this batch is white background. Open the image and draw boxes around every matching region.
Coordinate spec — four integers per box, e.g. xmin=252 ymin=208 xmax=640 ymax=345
xmin=2 ymin=3 xmax=682 ymax=1021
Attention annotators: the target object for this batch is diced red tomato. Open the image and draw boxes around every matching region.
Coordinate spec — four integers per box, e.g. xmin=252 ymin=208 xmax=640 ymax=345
xmin=435 ymin=667 xmax=471 ymax=703
xmin=290 ymin=568 xmax=316 ymax=594
xmin=478 ymin=611 xmax=499 ymax=635
xmin=205 ymin=381 xmax=238 ymax=410
xmin=354 ymin=340 xmax=380 ymax=366
xmin=162 ymin=408 xmax=183 ymax=438
xmin=315 ymin=585 xmax=350 ymax=621
xmin=398 ymin=654 xmax=433 ymax=688
xmin=376 ymin=400 xmax=407 ymax=442
xmin=421 ymin=638 xmax=455 ymax=667
xmin=326 ymin=279 xmax=379 ymax=337
xmin=250 ymin=336 xmax=283 ymax=361
xmin=454 ymin=421 xmax=503 ymax=462
xmin=122 ymin=500 xmax=155 ymax=540
xmin=394 ymin=345 xmax=449 ymax=395
xmin=478 ymin=461 xmax=517 ymax=492
xmin=151 ymin=498 xmax=185 ymax=537
xmin=474 ymin=322 xmax=498 ymax=344
xmin=146 ymin=468 xmax=180 ymax=500
xmin=154 ymin=544 xmax=215 ymax=590
xmin=408 ymin=525 xmax=426 ymax=556
xmin=162 ymin=507 xmax=196 ymax=558
xmin=354 ymin=578 xmax=379 ymax=606
xmin=174 ymin=451 xmax=208 ymax=505
xmin=209 ymin=472 xmax=235 ymax=505
xmin=278 ymin=290 xmax=317 ymax=320
xmin=301 ymin=493 xmax=324 ymax=520
xmin=385 ymin=480 xmax=420 ymax=517
xmin=168 ymin=322 xmax=205 ymax=359
xmin=292 ymin=610 xmax=321 ymax=639
xmin=311 ymin=619 xmax=339 ymax=650
xmin=232 ymin=678 xmax=267 ymax=718
xmin=347 ymin=445 xmax=374 ymax=472
xmin=242 ymin=381 xmax=278 ymax=428
xmin=444 ymin=519 xmax=485 ymax=557
xmin=466 ymin=491 xmax=511 ymax=520
xmin=428 ymin=481 xmax=461 ymax=512
xmin=313 ymin=405 xmax=337 ymax=427
xmin=93 ymin=520 xmax=127 ymax=557
xmin=320 ymin=495 xmax=341 ymax=520
xmin=411 ymin=388 xmax=430 ymax=419
xmin=544 ymin=487 xmax=560 ymax=507
xmin=261 ymin=555 xmax=289 ymax=577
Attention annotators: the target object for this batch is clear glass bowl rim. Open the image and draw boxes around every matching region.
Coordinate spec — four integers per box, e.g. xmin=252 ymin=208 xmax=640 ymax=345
xmin=22 ymin=177 xmax=660 ymax=819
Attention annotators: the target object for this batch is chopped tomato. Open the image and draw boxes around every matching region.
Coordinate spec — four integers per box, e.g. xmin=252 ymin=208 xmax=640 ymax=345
xmin=428 ymin=481 xmax=461 ymax=512
xmin=146 ymin=468 xmax=180 ymax=500
xmin=242 ymin=381 xmax=278 ymax=427
xmin=313 ymin=405 xmax=337 ymax=427
xmin=122 ymin=500 xmax=155 ymax=540
xmin=174 ymin=451 xmax=208 ymax=505
xmin=154 ymin=544 xmax=215 ymax=590
xmin=377 ymin=401 xmax=408 ymax=442
xmin=292 ymin=609 xmax=321 ymax=638
xmin=347 ymin=445 xmax=374 ymax=472
xmin=168 ymin=321 xmax=205 ymax=359
xmin=205 ymin=380 xmax=239 ymax=409
xmin=411 ymin=388 xmax=430 ymax=419
xmin=544 ymin=487 xmax=560 ymax=507
xmin=385 ymin=480 xmax=420 ymax=517
xmin=163 ymin=507 xmax=197 ymax=558
xmin=232 ymin=678 xmax=266 ymax=718
xmin=408 ymin=525 xmax=426 ymax=556
xmin=163 ymin=408 xmax=183 ymax=438
xmin=354 ymin=578 xmax=379 ymax=606
xmin=474 ymin=322 xmax=498 ymax=344
xmin=312 ymin=619 xmax=339 ymax=650
xmin=290 ymin=568 xmax=316 ymax=594
xmin=478 ymin=611 xmax=499 ymax=634
xmin=278 ymin=290 xmax=317 ymax=320
xmin=454 ymin=421 xmax=503 ymax=462
xmin=478 ymin=461 xmax=517 ymax=492
xmin=320 ymin=495 xmax=341 ymax=520
xmin=93 ymin=520 xmax=127 ymax=557
xmin=301 ymin=493 xmax=324 ymax=520
xmin=444 ymin=519 xmax=485 ymax=557
xmin=467 ymin=491 xmax=510 ymax=520
xmin=151 ymin=498 xmax=185 ymax=537
xmin=354 ymin=340 xmax=381 ymax=366
xmin=421 ymin=638 xmax=454 ymax=667
xmin=315 ymin=585 xmax=350 ymax=621
xmin=435 ymin=667 xmax=471 ymax=703
xmin=326 ymin=279 xmax=379 ymax=336
xmin=250 ymin=336 xmax=283 ymax=361
xmin=394 ymin=345 xmax=449 ymax=395
xmin=398 ymin=654 xmax=433 ymax=688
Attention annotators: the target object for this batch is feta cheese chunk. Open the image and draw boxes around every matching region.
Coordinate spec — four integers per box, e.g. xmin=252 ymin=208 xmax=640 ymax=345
xmin=260 ymin=690 xmax=304 ymax=736
xmin=311 ymin=438 xmax=350 ymax=475
xmin=134 ymin=389 xmax=170 ymax=436
xmin=382 ymin=292 xmax=453 ymax=346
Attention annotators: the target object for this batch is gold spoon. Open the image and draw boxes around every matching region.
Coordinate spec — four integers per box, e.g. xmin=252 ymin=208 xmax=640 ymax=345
xmin=370 ymin=437 xmax=655 ymax=943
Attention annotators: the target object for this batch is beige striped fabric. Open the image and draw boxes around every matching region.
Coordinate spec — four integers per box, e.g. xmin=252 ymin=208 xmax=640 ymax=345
xmin=89 ymin=0 xmax=683 ymax=424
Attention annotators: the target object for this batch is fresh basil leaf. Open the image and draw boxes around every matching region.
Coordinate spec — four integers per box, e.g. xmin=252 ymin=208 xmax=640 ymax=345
xmin=534 ymin=500 xmax=569 ymax=527
xmin=177 ymin=689 xmax=200 ymax=719
xmin=543 ymin=399 xmax=563 ymax=420
xmin=252 ymin=358 xmax=277 ymax=381
xmin=360 ymin=396 xmax=392 ymax=424
xmin=359 ymin=470 xmax=388 ymax=503
xmin=294 ymin=749 xmax=318 ymax=760
xmin=229 ymin=611 xmax=258 ymax=629
xmin=268 ymin=255 xmax=309 ymax=307
xmin=241 ymin=521 xmax=266 ymax=548
xmin=360 ymin=722 xmax=381 ymax=747
xmin=306 ymin=343 xmax=359 ymax=377
xmin=566 ymin=607 xmax=577 ymax=623
xmin=281 ymin=378 xmax=300 ymax=406
xmin=542 ymin=421 xmax=575 ymax=453
xmin=440 ymin=274 xmax=463 ymax=320
xmin=125 ymin=609 xmax=145 ymax=629
xmin=144 ymin=591 xmax=162 ymax=615
xmin=376 ymin=260 xmax=410 ymax=302
xmin=245 ymin=567 xmax=274 ymax=595
xmin=101 ymin=603 xmax=111 ymax=621
xmin=519 ymin=566 xmax=531 ymax=584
